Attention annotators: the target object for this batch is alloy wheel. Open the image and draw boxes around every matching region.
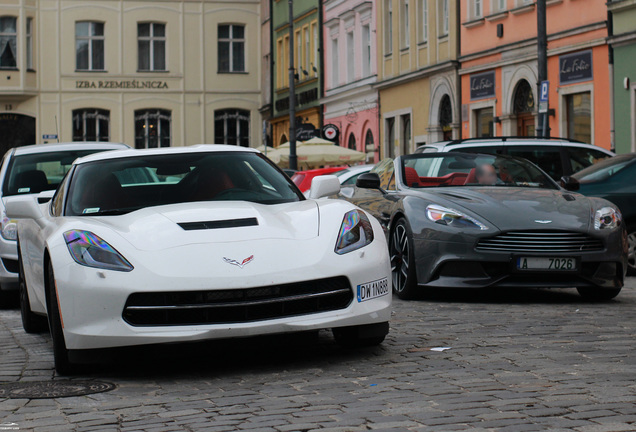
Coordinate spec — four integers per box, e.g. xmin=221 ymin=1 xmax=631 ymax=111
xmin=628 ymin=231 xmax=636 ymax=273
xmin=390 ymin=224 xmax=410 ymax=293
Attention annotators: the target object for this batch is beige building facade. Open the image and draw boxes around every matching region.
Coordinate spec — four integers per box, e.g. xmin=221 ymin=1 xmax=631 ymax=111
xmin=0 ymin=0 xmax=262 ymax=153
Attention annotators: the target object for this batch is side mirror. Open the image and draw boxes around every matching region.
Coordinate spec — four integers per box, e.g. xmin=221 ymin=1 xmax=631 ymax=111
xmin=38 ymin=190 xmax=55 ymax=204
xmin=356 ymin=172 xmax=382 ymax=189
xmin=5 ymin=195 xmax=43 ymax=220
xmin=307 ymin=175 xmax=341 ymax=199
xmin=560 ymin=176 xmax=580 ymax=192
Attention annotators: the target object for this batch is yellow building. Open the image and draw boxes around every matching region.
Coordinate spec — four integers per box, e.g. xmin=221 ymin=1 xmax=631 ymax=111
xmin=376 ymin=0 xmax=460 ymax=158
xmin=0 ymin=0 xmax=262 ymax=153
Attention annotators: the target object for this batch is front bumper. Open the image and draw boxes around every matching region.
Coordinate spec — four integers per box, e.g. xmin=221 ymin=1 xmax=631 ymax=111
xmin=412 ymin=229 xmax=627 ymax=290
xmin=50 ymin=238 xmax=392 ymax=350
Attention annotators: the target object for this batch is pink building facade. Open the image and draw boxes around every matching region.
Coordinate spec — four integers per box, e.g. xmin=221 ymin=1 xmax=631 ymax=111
xmin=322 ymin=0 xmax=379 ymax=163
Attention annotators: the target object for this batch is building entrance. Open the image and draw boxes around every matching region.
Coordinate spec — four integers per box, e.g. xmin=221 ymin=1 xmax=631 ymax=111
xmin=0 ymin=114 xmax=36 ymax=154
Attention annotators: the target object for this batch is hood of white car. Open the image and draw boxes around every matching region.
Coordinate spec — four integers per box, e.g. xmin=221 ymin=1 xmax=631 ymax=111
xmin=88 ymin=200 xmax=320 ymax=251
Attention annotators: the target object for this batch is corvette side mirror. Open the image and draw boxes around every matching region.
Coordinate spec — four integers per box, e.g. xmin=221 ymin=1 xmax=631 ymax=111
xmin=356 ymin=172 xmax=381 ymax=190
xmin=308 ymin=175 xmax=341 ymax=199
xmin=5 ymin=195 xmax=43 ymax=220
xmin=560 ymin=176 xmax=580 ymax=192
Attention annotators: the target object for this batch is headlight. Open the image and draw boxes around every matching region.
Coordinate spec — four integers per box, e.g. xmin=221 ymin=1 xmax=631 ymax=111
xmin=63 ymin=230 xmax=133 ymax=272
xmin=426 ymin=204 xmax=488 ymax=230
xmin=594 ymin=207 xmax=621 ymax=230
xmin=1 ymin=212 xmax=17 ymax=241
xmin=335 ymin=210 xmax=374 ymax=255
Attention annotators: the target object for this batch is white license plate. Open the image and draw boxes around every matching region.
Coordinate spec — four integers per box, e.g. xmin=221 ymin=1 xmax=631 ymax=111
xmin=517 ymin=257 xmax=577 ymax=271
xmin=357 ymin=278 xmax=390 ymax=302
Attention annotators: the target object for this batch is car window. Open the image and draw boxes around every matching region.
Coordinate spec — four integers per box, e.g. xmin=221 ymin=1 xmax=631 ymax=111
xmin=51 ymin=169 xmax=73 ymax=217
xmin=566 ymin=147 xmax=612 ymax=173
xmin=341 ymin=173 xmax=362 ymax=185
xmin=451 ymin=146 xmax=502 ymax=155
xmin=371 ymin=159 xmax=395 ymax=190
xmin=2 ymin=150 xmax=110 ymax=197
xmin=505 ymin=146 xmax=563 ymax=180
xmin=65 ymin=152 xmax=303 ymax=216
xmin=572 ymin=155 xmax=635 ymax=183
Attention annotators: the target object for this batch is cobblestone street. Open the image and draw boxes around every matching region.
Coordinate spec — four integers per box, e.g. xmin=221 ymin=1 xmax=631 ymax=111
xmin=1 ymin=280 xmax=635 ymax=432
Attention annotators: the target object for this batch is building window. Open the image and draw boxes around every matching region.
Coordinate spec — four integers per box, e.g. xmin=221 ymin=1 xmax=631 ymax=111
xmin=494 ymin=0 xmax=507 ymax=12
xmin=401 ymin=114 xmax=411 ymax=155
xmin=312 ymin=22 xmax=319 ymax=77
xmin=401 ymin=0 xmax=410 ymax=49
xmin=566 ymin=92 xmax=591 ymax=143
xmin=331 ymin=38 xmax=339 ymax=87
xmin=362 ymin=24 xmax=371 ymax=77
xmin=277 ymin=38 xmax=284 ymax=88
xmin=419 ymin=0 xmax=428 ymax=43
xmin=385 ymin=0 xmax=393 ymax=54
xmin=76 ymin=21 xmax=104 ymax=71
xmin=440 ymin=0 xmax=449 ymax=36
xmin=26 ymin=18 xmax=33 ymax=70
xmin=218 ymin=24 xmax=245 ymax=73
xmin=475 ymin=108 xmax=494 ymax=138
xmin=473 ymin=0 xmax=483 ymax=18
xmin=72 ymin=109 xmax=110 ymax=142
xmin=138 ymin=23 xmax=166 ymax=71
xmin=0 ymin=16 xmax=17 ymax=68
xmin=295 ymin=29 xmax=302 ymax=72
xmin=135 ymin=109 xmax=171 ymax=149
xmin=387 ymin=117 xmax=395 ymax=158
xmin=214 ymin=109 xmax=250 ymax=147
xmin=365 ymin=129 xmax=375 ymax=161
xmin=347 ymin=31 xmax=354 ymax=82
xmin=348 ymin=133 xmax=356 ymax=150
xmin=304 ymin=26 xmax=310 ymax=78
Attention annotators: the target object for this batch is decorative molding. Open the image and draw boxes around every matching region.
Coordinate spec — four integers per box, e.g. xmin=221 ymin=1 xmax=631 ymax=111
xmin=463 ymin=18 xmax=485 ymax=28
xmin=486 ymin=11 xmax=508 ymax=22
xmin=510 ymin=4 xmax=535 ymax=15
xmin=608 ymin=0 xmax=636 ymax=12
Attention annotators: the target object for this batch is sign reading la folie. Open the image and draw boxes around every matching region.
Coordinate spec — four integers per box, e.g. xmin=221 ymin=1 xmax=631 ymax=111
xmin=470 ymin=71 xmax=496 ymax=100
xmin=75 ymin=80 xmax=169 ymax=90
xmin=559 ymin=50 xmax=593 ymax=85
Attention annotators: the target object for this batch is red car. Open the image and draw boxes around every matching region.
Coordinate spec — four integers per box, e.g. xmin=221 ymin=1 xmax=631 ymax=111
xmin=291 ymin=167 xmax=346 ymax=192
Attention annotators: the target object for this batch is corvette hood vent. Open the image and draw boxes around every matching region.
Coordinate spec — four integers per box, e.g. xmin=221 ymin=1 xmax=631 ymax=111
xmin=178 ymin=217 xmax=259 ymax=231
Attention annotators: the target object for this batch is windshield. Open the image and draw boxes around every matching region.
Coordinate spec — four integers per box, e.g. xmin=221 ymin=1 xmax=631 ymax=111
xmin=401 ymin=153 xmax=558 ymax=190
xmin=571 ymin=155 xmax=635 ymax=183
xmin=65 ymin=151 xmax=303 ymax=216
xmin=2 ymin=149 xmax=112 ymax=197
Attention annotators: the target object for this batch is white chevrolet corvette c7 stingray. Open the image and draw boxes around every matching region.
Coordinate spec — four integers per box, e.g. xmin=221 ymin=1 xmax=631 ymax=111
xmin=8 ymin=145 xmax=391 ymax=374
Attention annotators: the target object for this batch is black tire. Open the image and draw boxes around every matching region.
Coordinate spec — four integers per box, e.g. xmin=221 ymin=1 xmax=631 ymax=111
xmin=333 ymin=322 xmax=389 ymax=347
xmin=576 ymin=286 xmax=622 ymax=301
xmin=46 ymin=261 xmax=76 ymax=375
xmin=627 ymin=226 xmax=636 ymax=276
xmin=18 ymin=247 xmax=47 ymax=334
xmin=389 ymin=218 xmax=418 ymax=300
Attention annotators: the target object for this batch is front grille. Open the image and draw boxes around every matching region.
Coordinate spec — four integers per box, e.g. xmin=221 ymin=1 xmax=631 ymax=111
xmin=123 ymin=276 xmax=353 ymax=326
xmin=476 ymin=231 xmax=604 ymax=253
xmin=2 ymin=258 xmax=18 ymax=274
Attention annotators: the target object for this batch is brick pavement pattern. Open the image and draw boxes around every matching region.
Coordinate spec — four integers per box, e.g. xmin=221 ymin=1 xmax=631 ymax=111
xmin=1 ymin=280 xmax=635 ymax=432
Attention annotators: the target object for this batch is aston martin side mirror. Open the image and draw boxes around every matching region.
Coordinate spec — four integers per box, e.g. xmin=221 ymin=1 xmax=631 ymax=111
xmin=356 ymin=173 xmax=381 ymax=190
xmin=560 ymin=176 xmax=580 ymax=192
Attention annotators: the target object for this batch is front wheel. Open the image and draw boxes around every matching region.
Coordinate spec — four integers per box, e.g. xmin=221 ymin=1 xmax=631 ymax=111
xmin=576 ymin=286 xmax=622 ymax=301
xmin=46 ymin=261 xmax=76 ymax=375
xmin=390 ymin=218 xmax=417 ymax=300
xmin=627 ymin=226 xmax=636 ymax=276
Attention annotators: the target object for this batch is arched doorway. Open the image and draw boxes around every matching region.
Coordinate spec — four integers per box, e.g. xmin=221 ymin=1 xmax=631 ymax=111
xmin=279 ymin=134 xmax=288 ymax=145
xmin=513 ymin=80 xmax=535 ymax=136
xmin=0 ymin=113 xmax=36 ymax=154
xmin=364 ymin=129 xmax=375 ymax=162
xmin=439 ymin=95 xmax=453 ymax=141
xmin=347 ymin=133 xmax=356 ymax=150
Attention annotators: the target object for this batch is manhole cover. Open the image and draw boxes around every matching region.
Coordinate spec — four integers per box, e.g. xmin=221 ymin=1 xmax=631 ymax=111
xmin=0 ymin=381 xmax=116 ymax=399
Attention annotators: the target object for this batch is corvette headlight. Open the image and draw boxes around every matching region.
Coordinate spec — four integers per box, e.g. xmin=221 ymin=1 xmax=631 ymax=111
xmin=335 ymin=210 xmax=374 ymax=255
xmin=1 ymin=212 xmax=17 ymax=241
xmin=426 ymin=204 xmax=488 ymax=230
xmin=594 ymin=207 xmax=621 ymax=230
xmin=63 ymin=230 xmax=133 ymax=272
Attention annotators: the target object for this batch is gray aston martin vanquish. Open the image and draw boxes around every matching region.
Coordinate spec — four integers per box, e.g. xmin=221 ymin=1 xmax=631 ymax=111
xmin=338 ymin=153 xmax=628 ymax=300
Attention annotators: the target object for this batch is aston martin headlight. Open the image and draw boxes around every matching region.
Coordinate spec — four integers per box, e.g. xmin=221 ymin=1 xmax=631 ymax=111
xmin=335 ymin=210 xmax=374 ymax=255
xmin=426 ymin=204 xmax=488 ymax=230
xmin=63 ymin=230 xmax=133 ymax=272
xmin=594 ymin=207 xmax=621 ymax=230
xmin=1 ymin=212 xmax=17 ymax=241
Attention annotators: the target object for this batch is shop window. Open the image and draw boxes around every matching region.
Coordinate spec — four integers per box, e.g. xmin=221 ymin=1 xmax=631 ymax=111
xmin=475 ymin=108 xmax=493 ymax=138
xmin=135 ymin=109 xmax=171 ymax=149
xmin=26 ymin=18 xmax=33 ymax=70
xmin=76 ymin=21 xmax=104 ymax=71
xmin=439 ymin=95 xmax=453 ymax=141
xmin=0 ymin=16 xmax=17 ymax=68
xmin=214 ymin=109 xmax=250 ymax=147
xmin=566 ymin=92 xmax=591 ymax=144
xmin=386 ymin=117 xmax=396 ymax=158
xmin=138 ymin=23 xmax=166 ymax=71
xmin=348 ymin=133 xmax=356 ymax=150
xmin=218 ymin=24 xmax=245 ymax=73
xmin=72 ymin=109 xmax=110 ymax=142
xmin=365 ymin=129 xmax=375 ymax=152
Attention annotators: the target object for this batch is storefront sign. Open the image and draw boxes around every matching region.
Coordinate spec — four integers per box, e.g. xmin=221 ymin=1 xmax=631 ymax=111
xmin=296 ymin=123 xmax=318 ymax=141
xmin=75 ymin=80 xmax=169 ymax=90
xmin=470 ymin=71 xmax=496 ymax=100
xmin=559 ymin=50 xmax=593 ymax=85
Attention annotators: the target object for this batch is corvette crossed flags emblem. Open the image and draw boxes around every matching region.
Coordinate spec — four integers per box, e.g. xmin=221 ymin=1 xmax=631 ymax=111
xmin=223 ymin=255 xmax=255 ymax=269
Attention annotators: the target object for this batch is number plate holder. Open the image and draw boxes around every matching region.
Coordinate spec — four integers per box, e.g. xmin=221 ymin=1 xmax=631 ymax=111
xmin=515 ymin=256 xmax=579 ymax=272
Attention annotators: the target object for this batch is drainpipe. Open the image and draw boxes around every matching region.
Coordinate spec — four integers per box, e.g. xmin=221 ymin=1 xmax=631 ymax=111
xmin=456 ymin=0 xmax=462 ymax=140
xmin=537 ymin=0 xmax=548 ymax=138
xmin=608 ymin=9 xmax=616 ymax=152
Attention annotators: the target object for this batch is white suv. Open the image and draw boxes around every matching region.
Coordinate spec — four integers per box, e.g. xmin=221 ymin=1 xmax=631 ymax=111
xmin=0 ymin=142 xmax=128 ymax=303
xmin=415 ymin=137 xmax=614 ymax=181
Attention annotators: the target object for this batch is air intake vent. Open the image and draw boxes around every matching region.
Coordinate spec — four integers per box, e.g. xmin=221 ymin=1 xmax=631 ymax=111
xmin=178 ymin=217 xmax=258 ymax=231
xmin=476 ymin=231 xmax=604 ymax=253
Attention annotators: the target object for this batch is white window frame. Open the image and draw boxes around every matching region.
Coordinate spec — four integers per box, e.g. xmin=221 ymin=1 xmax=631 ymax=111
xmin=0 ymin=16 xmax=17 ymax=69
xmin=138 ymin=22 xmax=166 ymax=72
xmin=75 ymin=21 xmax=104 ymax=71
xmin=218 ymin=24 xmax=246 ymax=73
xmin=401 ymin=0 xmax=410 ymax=49
xmin=440 ymin=0 xmax=449 ymax=36
xmin=347 ymin=31 xmax=355 ymax=82
xmin=385 ymin=0 xmax=393 ymax=54
xmin=419 ymin=0 xmax=428 ymax=43
xmin=362 ymin=24 xmax=371 ymax=77
xmin=331 ymin=37 xmax=339 ymax=88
